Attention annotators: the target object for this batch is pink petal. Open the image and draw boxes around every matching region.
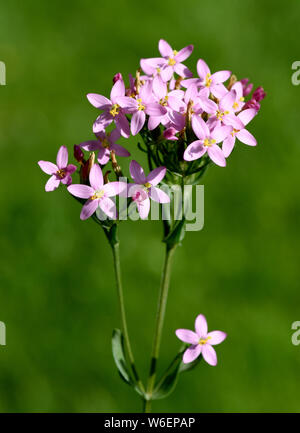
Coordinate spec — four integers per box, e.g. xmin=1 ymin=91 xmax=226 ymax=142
xmin=238 ymin=108 xmax=257 ymax=126
xmin=236 ymin=129 xmax=257 ymax=146
xmin=111 ymin=142 xmax=130 ymax=157
xmin=110 ymin=128 xmax=121 ymax=142
xmin=174 ymin=63 xmax=193 ymax=78
xmin=202 ymin=344 xmax=217 ymax=366
xmin=93 ymin=112 xmax=112 ymax=133
xmin=184 ymin=83 xmax=198 ymax=104
xmin=67 ymin=184 xmax=94 ymax=199
xmin=231 ymin=81 xmax=243 ymax=99
xmin=219 ymin=90 xmax=236 ymax=112
xmin=211 ymin=70 xmax=231 ymax=84
xmin=222 ymin=134 xmax=236 ymax=158
xmin=103 ymin=181 xmax=127 ymax=197
xmin=38 ymin=161 xmax=58 ymax=175
xmin=223 ymin=114 xmax=244 ymax=130
xmin=149 ymin=186 xmax=170 ymax=203
xmin=99 ymin=197 xmax=117 ymax=219
xmin=89 ymin=163 xmax=103 ymax=190
xmin=182 ymin=345 xmax=202 ymax=364
xmin=196 ymin=59 xmax=210 ymax=80
xmin=116 ymin=96 xmax=137 ymax=113
xmin=207 ymin=144 xmax=226 ymax=167
xmin=45 ymin=175 xmax=60 ymax=192
xmin=184 ymin=140 xmax=206 ymax=161
xmin=56 ymin=146 xmax=68 ymax=169
xmin=211 ymin=125 xmax=232 ymax=143
xmin=158 ymin=39 xmax=173 ymax=57
xmin=129 ymin=160 xmax=146 ymax=184
xmin=160 ymin=66 xmax=173 ymax=82
xmin=66 ymin=164 xmax=77 ymax=175
xmin=86 ymin=93 xmax=111 ymax=109
xmin=175 ymin=45 xmax=193 ymax=62
xmin=140 ymin=58 xmax=156 ymax=75
xmin=146 ymin=166 xmax=166 ymax=186
xmin=153 ymin=75 xmax=167 ymax=99
xmin=137 ymin=197 xmax=150 ymax=219
xmin=176 ymin=329 xmax=199 ymax=344
xmin=195 ymin=314 xmax=208 ymax=337
xmin=168 ymin=95 xmax=185 ymax=112
xmin=131 ymin=110 xmax=146 ymax=136
xmin=145 ymin=103 xmax=167 ymax=117
xmin=210 ymin=83 xmax=228 ymax=99
xmin=198 ymin=96 xmax=218 ymax=114
xmin=97 ymin=147 xmax=110 ymax=165
xmin=80 ymin=199 xmax=99 ymax=220
xmin=80 ymin=140 xmax=100 ymax=151
xmin=192 ymin=115 xmax=209 ymax=139
xmin=115 ymin=113 xmax=130 ymax=138
xmin=148 ymin=116 xmax=162 ymax=131
xmin=206 ymin=331 xmax=227 ymax=346
xmin=110 ymin=79 xmax=125 ymax=103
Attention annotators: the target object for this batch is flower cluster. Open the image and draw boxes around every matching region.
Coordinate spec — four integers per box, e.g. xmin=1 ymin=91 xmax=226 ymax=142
xmin=38 ymin=39 xmax=265 ymax=221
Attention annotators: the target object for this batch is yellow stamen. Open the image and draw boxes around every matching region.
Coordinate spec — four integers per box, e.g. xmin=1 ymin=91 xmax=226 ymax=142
xmin=91 ymin=190 xmax=105 ymax=200
xmin=239 ymin=96 xmax=245 ymax=102
xmin=56 ymin=169 xmax=66 ymax=179
xmin=231 ymin=128 xmax=239 ymax=136
xmin=168 ymin=57 xmax=176 ymax=66
xmin=110 ymin=103 xmax=120 ymax=117
xmin=199 ymin=336 xmax=211 ymax=345
xmin=137 ymin=98 xmax=145 ymax=111
xmin=101 ymin=138 xmax=110 ymax=149
xmin=233 ymin=101 xmax=239 ymax=110
xmin=173 ymin=50 xmax=178 ymax=56
xmin=205 ymin=73 xmax=212 ymax=87
xmin=203 ymin=138 xmax=216 ymax=147
xmin=144 ymin=182 xmax=151 ymax=189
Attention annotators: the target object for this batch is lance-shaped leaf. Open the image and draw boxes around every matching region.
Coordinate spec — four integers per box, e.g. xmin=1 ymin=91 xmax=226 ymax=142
xmin=112 ymin=328 xmax=133 ymax=385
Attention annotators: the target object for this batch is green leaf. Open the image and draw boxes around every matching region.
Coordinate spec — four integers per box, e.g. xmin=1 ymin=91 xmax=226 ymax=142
xmin=152 ymin=353 xmax=182 ymax=400
xmin=179 ymin=355 xmax=202 ymax=373
xmin=163 ymin=218 xmax=186 ymax=247
xmin=111 ymin=329 xmax=133 ymax=385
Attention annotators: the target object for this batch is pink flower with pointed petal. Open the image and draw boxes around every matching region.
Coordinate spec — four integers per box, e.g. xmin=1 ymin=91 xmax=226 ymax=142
xmin=176 ymin=314 xmax=227 ymax=365
xmin=80 ymin=129 xmax=130 ymax=165
xmin=140 ymin=39 xmax=194 ymax=83
xmin=222 ymin=108 xmax=257 ymax=157
xmin=128 ymin=160 xmax=170 ymax=219
xmin=183 ymin=59 xmax=231 ymax=99
xmin=184 ymin=116 xmax=231 ymax=167
xmin=38 ymin=146 xmax=77 ymax=192
xmin=118 ymin=81 xmax=167 ymax=135
xmin=67 ymin=163 xmax=126 ymax=220
xmin=87 ymin=79 xmax=130 ymax=138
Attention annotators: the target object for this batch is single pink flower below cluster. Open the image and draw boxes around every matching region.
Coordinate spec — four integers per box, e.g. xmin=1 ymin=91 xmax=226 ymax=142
xmin=176 ymin=314 xmax=227 ymax=366
xmin=38 ymin=146 xmax=76 ymax=191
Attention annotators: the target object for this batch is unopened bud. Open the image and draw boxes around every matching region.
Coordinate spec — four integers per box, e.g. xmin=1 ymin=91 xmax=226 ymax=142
xmin=74 ymin=145 xmax=84 ymax=164
xmin=240 ymin=78 xmax=253 ymax=97
xmin=252 ymin=86 xmax=266 ymax=102
xmin=227 ymin=74 xmax=237 ymax=90
xmin=113 ymin=73 xmax=123 ymax=84
xmin=164 ymin=127 xmax=178 ymax=141
xmin=243 ymin=98 xmax=261 ymax=112
xmin=80 ymin=152 xmax=95 ymax=183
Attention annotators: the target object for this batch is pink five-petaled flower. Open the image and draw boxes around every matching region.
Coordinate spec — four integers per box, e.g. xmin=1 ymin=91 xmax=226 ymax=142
xmin=128 ymin=160 xmax=170 ymax=219
xmin=183 ymin=59 xmax=231 ymax=99
xmin=87 ymin=79 xmax=130 ymax=138
xmin=79 ymin=129 xmax=130 ymax=166
xmin=141 ymin=39 xmax=193 ymax=83
xmin=118 ymin=81 xmax=167 ymax=136
xmin=176 ymin=314 xmax=227 ymax=366
xmin=67 ymin=163 xmax=126 ymax=220
xmin=38 ymin=146 xmax=76 ymax=192
xmin=222 ymin=108 xmax=257 ymax=157
xmin=184 ymin=116 xmax=231 ymax=167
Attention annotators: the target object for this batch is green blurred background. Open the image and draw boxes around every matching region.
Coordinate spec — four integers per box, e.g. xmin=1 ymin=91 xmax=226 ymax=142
xmin=0 ymin=0 xmax=300 ymax=412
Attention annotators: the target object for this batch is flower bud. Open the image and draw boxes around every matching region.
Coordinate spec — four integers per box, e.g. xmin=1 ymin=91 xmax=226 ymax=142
xmin=252 ymin=86 xmax=266 ymax=102
xmin=74 ymin=145 xmax=84 ymax=164
xmin=113 ymin=73 xmax=123 ymax=84
xmin=164 ymin=127 xmax=178 ymax=141
xmin=243 ymin=98 xmax=261 ymax=112
xmin=240 ymin=78 xmax=253 ymax=97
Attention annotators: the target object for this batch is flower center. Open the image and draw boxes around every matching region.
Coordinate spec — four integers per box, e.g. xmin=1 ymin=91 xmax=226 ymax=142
xmin=56 ymin=169 xmax=66 ymax=179
xmin=110 ymin=104 xmax=120 ymax=117
xmin=91 ymin=190 xmax=105 ymax=200
xmin=231 ymin=128 xmax=239 ymax=136
xmin=160 ymin=95 xmax=169 ymax=106
xmin=203 ymin=138 xmax=216 ymax=147
xmin=233 ymin=102 xmax=239 ymax=110
xmin=168 ymin=57 xmax=176 ymax=66
xmin=101 ymin=138 xmax=110 ymax=149
xmin=216 ymin=109 xmax=230 ymax=120
xmin=144 ymin=182 xmax=152 ymax=190
xmin=137 ymin=98 xmax=145 ymax=111
xmin=198 ymin=337 xmax=211 ymax=345
xmin=205 ymin=73 xmax=212 ymax=87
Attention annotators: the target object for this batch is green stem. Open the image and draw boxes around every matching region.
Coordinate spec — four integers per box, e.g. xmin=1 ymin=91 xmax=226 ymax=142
xmin=144 ymin=243 xmax=177 ymax=412
xmin=110 ymin=239 xmax=145 ymax=394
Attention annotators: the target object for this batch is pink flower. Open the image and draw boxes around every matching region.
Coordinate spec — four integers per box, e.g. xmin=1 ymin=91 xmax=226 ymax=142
xmin=222 ymin=108 xmax=257 ymax=157
xmin=118 ymin=81 xmax=167 ymax=135
xmin=128 ymin=160 xmax=170 ymax=219
xmin=87 ymin=79 xmax=130 ymax=138
xmin=38 ymin=146 xmax=77 ymax=192
xmin=67 ymin=163 xmax=126 ymax=220
xmin=163 ymin=127 xmax=178 ymax=141
xmin=184 ymin=116 xmax=231 ymax=167
xmin=176 ymin=314 xmax=227 ymax=365
xmin=80 ymin=129 xmax=130 ymax=165
xmin=183 ymin=59 xmax=231 ymax=99
xmin=141 ymin=39 xmax=194 ymax=83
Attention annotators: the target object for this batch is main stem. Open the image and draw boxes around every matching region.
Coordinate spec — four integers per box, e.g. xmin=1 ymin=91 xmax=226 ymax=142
xmin=144 ymin=244 xmax=177 ymax=412
xmin=111 ymin=241 xmax=144 ymax=393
